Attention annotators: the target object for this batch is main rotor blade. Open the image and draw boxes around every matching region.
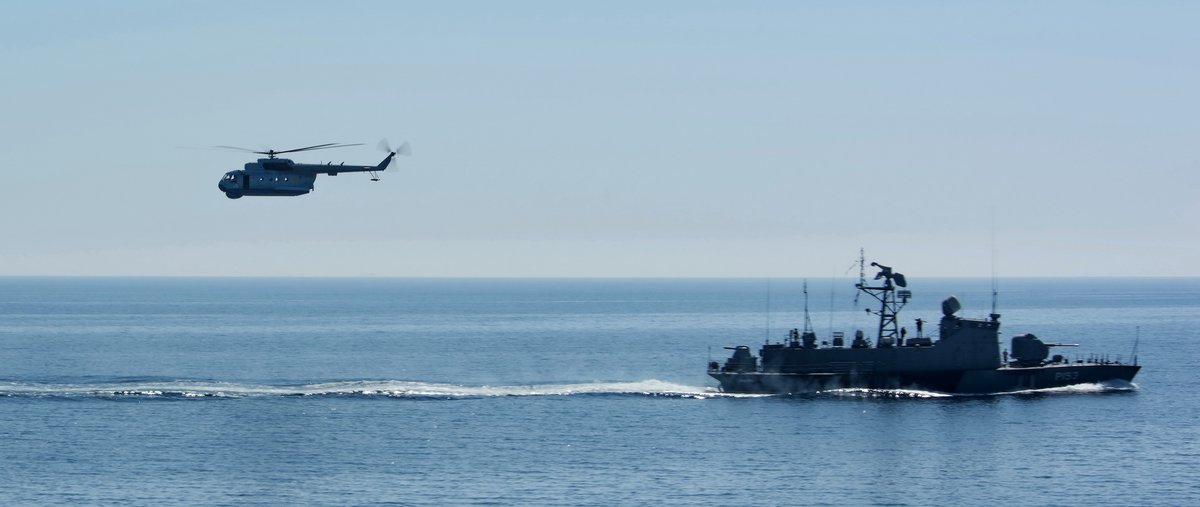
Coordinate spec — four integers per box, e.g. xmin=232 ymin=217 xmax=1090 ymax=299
xmin=273 ymin=143 xmax=364 ymax=155
xmin=213 ymin=143 xmax=365 ymax=157
xmin=214 ymin=145 xmax=264 ymax=154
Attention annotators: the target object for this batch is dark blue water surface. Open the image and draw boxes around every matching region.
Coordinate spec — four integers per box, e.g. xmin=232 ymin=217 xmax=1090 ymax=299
xmin=1 ymin=277 xmax=1197 ymax=506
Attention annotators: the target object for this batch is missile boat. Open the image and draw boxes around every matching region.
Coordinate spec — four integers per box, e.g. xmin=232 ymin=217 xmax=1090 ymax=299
xmin=708 ymin=261 xmax=1140 ymax=394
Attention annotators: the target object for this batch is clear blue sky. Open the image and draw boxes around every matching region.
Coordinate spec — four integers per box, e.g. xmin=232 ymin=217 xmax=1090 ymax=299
xmin=1 ymin=1 xmax=1196 ymax=277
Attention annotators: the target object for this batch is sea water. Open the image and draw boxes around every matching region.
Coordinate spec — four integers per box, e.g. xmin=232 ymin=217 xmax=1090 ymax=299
xmin=0 ymin=277 xmax=1197 ymax=506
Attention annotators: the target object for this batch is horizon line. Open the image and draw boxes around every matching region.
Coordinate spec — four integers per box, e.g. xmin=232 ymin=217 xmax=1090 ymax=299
xmin=1 ymin=274 xmax=1196 ymax=280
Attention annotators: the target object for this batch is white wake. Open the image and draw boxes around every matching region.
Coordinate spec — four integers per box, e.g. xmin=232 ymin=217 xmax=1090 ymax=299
xmin=0 ymin=379 xmax=738 ymax=399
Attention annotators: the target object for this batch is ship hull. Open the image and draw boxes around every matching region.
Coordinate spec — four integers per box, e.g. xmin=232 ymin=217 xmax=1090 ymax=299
xmin=709 ymin=363 xmax=1140 ymax=395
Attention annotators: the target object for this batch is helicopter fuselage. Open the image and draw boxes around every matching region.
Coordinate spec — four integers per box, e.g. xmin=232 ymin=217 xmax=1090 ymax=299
xmin=218 ymin=153 xmax=395 ymax=199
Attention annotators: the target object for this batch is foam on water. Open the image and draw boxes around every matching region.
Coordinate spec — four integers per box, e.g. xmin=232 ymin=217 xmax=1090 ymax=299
xmin=0 ymin=378 xmax=1136 ymax=400
xmin=820 ymin=381 xmax=1138 ymax=399
xmin=0 ymin=379 xmax=747 ymax=400
xmin=821 ymin=387 xmax=954 ymax=398
xmin=999 ymin=379 xmax=1139 ymax=396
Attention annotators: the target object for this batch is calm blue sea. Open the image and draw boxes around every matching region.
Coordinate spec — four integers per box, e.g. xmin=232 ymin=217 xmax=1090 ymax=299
xmin=1 ymin=277 xmax=1197 ymax=506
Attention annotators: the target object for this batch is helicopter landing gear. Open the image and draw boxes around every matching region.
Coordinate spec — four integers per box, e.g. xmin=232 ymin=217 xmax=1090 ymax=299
xmin=225 ymin=192 xmax=242 ymax=199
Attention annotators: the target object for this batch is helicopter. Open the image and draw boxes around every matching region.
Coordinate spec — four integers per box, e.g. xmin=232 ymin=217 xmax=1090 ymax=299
xmin=216 ymin=140 xmax=410 ymax=199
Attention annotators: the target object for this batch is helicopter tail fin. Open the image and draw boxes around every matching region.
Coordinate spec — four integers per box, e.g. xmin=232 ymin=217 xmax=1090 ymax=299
xmin=377 ymin=153 xmax=395 ymax=171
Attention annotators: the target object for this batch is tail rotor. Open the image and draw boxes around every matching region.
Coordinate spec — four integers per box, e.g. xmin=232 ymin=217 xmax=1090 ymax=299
xmin=372 ymin=139 xmax=411 ymax=180
xmin=378 ymin=139 xmax=412 ymax=157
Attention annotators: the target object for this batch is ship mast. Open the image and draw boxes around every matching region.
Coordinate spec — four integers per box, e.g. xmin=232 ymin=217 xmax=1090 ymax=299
xmin=853 ymin=248 xmax=865 ymax=307
xmin=855 ymin=261 xmax=911 ymax=347
xmin=798 ymin=279 xmax=818 ymax=348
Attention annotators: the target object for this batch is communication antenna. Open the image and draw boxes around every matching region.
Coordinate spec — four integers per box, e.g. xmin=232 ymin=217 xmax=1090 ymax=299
xmin=764 ymin=277 xmax=772 ymax=344
xmin=802 ymin=279 xmax=814 ymax=334
xmin=828 ymin=276 xmax=836 ymax=338
xmin=851 ymin=248 xmax=865 ymax=306
xmin=990 ymin=276 xmax=998 ymax=317
xmin=990 ymin=210 xmax=1000 ymax=321
xmin=1131 ymin=326 xmax=1140 ymax=365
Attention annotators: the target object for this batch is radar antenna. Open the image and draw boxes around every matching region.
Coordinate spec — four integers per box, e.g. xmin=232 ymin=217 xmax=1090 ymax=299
xmin=855 ymin=261 xmax=911 ymax=348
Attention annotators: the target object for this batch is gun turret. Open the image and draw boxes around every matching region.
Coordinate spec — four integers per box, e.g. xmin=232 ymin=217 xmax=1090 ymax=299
xmin=721 ymin=346 xmax=758 ymax=373
xmin=1010 ymin=333 xmax=1079 ymax=366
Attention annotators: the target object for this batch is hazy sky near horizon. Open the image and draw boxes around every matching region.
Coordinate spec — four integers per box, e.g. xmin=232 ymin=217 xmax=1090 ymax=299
xmin=1 ymin=1 xmax=1196 ymax=277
